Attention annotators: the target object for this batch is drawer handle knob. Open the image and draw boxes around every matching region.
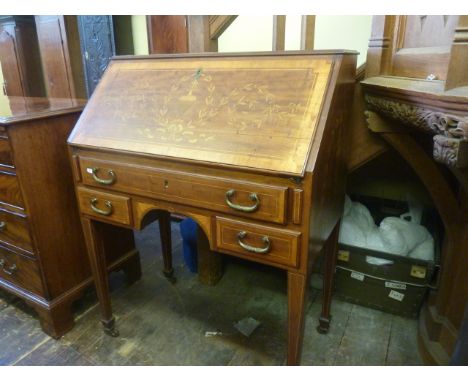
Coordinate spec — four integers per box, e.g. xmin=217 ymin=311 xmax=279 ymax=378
xmin=0 ymin=259 xmax=17 ymax=275
xmin=91 ymin=167 xmax=116 ymax=185
xmin=90 ymin=198 xmax=113 ymax=216
xmin=237 ymin=231 xmax=270 ymax=254
xmin=0 ymin=221 xmax=6 ymax=231
xmin=225 ymin=189 xmax=259 ymax=212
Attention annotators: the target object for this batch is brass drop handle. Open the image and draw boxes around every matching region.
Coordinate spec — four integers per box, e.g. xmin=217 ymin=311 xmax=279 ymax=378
xmin=91 ymin=167 xmax=116 ymax=185
xmin=237 ymin=231 xmax=271 ymax=254
xmin=0 ymin=221 xmax=6 ymax=231
xmin=0 ymin=258 xmax=17 ymax=275
xmin=225 ymin=189 xmax=259 ymax=212
xmin=90 ymin=198 xmax=113 ymax=216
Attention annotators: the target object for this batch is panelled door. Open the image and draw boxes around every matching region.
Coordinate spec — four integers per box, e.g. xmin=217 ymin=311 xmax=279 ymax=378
xmin=35 ymin=16 xmax=73 ymax=98
xmin=77 ymin=16 xmax=116 ymax=97
xmin=0 ymin=27 xmax=24 ymax=96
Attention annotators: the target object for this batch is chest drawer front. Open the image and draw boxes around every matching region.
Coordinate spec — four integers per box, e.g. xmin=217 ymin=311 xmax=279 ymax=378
xmin=0 ymin=210 xmax=34 ymax=253
xmin=0 ymin=138 xmax=14 ymax=168
xmin=79 ymin=157 xmax=288 ymax=224
xmin=0 ymin=172 xmax=24 ymax=208
xmin=77 ymin=187 xmax=132 ymax=226
xmin=215 ymin=217 xmax=301 ymax=268
xmin=0 ymin=245 xmax=44 ymax=296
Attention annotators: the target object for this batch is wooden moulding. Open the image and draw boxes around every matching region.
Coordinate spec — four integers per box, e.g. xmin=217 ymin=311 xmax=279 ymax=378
xmin=445 ymin=16 xmax=468 ymax=90
xmin=346 ymin=64 xmax=390 ymax=172
xmin=208 ymin=16 xmax=237 ymax=40
xmin=146 ymin=15 xmax=237 ymax=55
xmin=363 ymin=91 xmax=468 ymax=169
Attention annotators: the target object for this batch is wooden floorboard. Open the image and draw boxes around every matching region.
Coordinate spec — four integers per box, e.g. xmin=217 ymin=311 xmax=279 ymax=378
xmin=0 ymin=221 xmax=423 ymax=365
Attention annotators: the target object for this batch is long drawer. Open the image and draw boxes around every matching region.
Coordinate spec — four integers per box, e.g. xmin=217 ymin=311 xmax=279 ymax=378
xmin=77 ymin=186 xmax=132 ymax=226
xmin=0 ymin=244 xmax=45 ymax=296
xmin=0 ymin=209 xmax=34 ymax=254
xmin=0 ymin=171 xmax=24 ymax=208
xmin=215 ymin=216 xmax=301 ymax=268
xmin=0 ymin=137 xmax=14 ymax=168
xmin=78 ymin=157 xmax=288 ymax=224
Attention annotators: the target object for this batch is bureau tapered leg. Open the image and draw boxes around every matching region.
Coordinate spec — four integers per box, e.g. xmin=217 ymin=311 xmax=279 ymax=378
xmin=81 ymin=218 xmax=119 ymax=337
xmin=287 ymin=271 xmax=309 ymax=366
xmin=159 ymin=211 xmax=175 ymax=282
xmin=123 ymin=253 xmax=142 ymax=285
xmin=317 ymin=220 xmax=340 ymax=334
xmin=197 ymin=227 xmax=222 ymax=285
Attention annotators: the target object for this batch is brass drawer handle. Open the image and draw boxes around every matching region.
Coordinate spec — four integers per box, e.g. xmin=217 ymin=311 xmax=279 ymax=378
xmin=90 ymin=198 xmax=113 ymax=216
xmin=225 ymin=189 xmax=259 ymax=212
xmin=0 ymin=221 xmax=6 ymax=231
xmin=0 ymin=258 xmax=17 ymax=275
xmin=237 ymin=231 xmax=271 ymax=254
xmin=91 ymin=167 xmax=116 ymax=185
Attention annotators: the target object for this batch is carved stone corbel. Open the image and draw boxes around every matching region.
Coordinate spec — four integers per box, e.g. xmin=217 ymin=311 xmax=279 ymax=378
xmin=364 ymin=94 xmax=468 ymax=168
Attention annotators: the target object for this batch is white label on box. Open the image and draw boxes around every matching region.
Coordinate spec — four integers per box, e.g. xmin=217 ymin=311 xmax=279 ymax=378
xmin=389 ymin=290 xmax=405 ymax=302
xmin=350 ymin=272 xmax=365 ymax=282
xmin=385 ymin=281 xmax=407 ymax=290
xmin=86 ymin=168 xmax=93 ymax=174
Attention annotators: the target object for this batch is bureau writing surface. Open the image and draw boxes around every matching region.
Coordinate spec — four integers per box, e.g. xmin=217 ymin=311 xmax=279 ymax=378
xmin=69 ymin=54 xmax=334 ymax=176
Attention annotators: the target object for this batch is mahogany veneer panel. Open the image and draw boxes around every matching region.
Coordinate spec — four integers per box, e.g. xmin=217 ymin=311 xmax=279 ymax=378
xmin=215 ymin=216 xmax=301 ymax=268
xmin=0 ymin=137 xmax=14 ymax=167
xmin=0 ymin=208 xmax=33 ymax=254
xmin=0 ymin=244 xmax=44 ymax=296
xmin=0 ymin=172 xmax=24 ymax=208
xmin=77 ymin=187 xmax=132 ymax=226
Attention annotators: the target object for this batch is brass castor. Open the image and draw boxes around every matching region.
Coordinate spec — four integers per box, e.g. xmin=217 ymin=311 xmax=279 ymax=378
xmin=163 ymin=268 xmax=177 ymax=284
xmin=102 ymin=317 xmax=119 ymax=337
xmin=317 ymin=316 xmax=331 ymax=334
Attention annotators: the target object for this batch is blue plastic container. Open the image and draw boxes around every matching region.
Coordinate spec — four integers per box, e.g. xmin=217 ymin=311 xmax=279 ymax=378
xmin=179 ymin=218 xmax=198 ymax=272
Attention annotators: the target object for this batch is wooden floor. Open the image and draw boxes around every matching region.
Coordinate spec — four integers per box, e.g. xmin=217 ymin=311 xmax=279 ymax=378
xmin=0 ymin=221 xmax=423 ymax=366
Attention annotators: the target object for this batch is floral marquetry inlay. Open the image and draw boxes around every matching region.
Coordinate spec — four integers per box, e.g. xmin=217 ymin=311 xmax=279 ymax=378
xmin=70 ymin=56 xmax=334 ymax=175
xmin=101 ymin=67 xmax=313 ymax=145
xmin=132 ymin=70 xmax=302 ymax=145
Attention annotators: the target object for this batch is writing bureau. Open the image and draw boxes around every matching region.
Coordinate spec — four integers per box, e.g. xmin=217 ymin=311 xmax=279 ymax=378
xmin=67 ymin=51 xmax=357 ymax=365
xmin=0 ymin=95 xmax=144 ymax=338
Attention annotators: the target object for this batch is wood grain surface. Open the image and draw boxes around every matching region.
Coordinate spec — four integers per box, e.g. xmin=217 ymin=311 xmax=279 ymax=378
xmin=69 ymin=55 xmax=334 ymax=176
xmin=68 ymin=51 xmax=357 ymax=365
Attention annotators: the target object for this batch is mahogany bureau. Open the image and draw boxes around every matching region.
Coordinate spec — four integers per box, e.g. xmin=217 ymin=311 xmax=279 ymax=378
xmin=67 ymin=51 xmax=357 ymax=365
xmin=0 ymin=95 xmax=141 ymax=338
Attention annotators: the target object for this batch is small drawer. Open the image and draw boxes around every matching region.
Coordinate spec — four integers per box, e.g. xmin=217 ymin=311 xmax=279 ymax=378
xmin=0 ymin=138 xmax=14 ymax=168
xmin=0 ymin=209 xmax=34 ymax=254
xmin=77 ymin=187 xmax=132 ymax=226
xmin=0 ymin=245 xmax=45 ymax=296
xmin=79 ymin=157 xmax=288 ymax=224
xmin=215 ymin=217 xmax=301 ymax=268
xmin=0 ymin=172 xmax=24 ymax=209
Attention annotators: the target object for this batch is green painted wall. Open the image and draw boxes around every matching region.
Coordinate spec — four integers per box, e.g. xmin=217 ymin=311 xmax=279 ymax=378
xmin=131 ymin=15 xmax=149 ymax=55
xmin=114 ymin=16 xmax=135 ymax=55
xmin=314 ymin=16 xmax=372 ymax=67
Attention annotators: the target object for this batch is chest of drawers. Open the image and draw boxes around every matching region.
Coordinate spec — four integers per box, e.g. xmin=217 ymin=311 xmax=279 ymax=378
xmin=0 ymin=95 xmax=140 ymax=338
xmin=68 ymin=51 xmax=357 ymax=364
